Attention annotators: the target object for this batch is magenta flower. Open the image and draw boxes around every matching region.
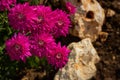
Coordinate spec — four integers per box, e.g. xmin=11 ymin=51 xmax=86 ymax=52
xmin=50 ymin=9 xmax=70 ymax=38
xmin=31 ymin=5 xmax=54 ymax=33
xmin=47 ymin=42 xmax=70 ymax=68
xmin=66 ymin=2 xmax=76 ymax=14
xmin=8 ymin=3 xmax=36 ymax=32
xmin=30 ymin=33 xmax=56 ymax=58
xmin=0 ymin=0 xmax=16 ymax=11
xmin=5 ymin=33 xmax=31 ymax=62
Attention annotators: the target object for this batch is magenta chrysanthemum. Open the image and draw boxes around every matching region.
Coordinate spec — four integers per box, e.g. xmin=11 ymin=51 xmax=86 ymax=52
xmin=5 ymin=33 xmax=31 ymax=62
xmin=47 ymin=42 xmax=70 ymax=68
xmin=51 ymin=9 xmax=70 ymax=38
xmin=0 ymin=0 xmax=16 ymax=11
xmin=8 ymin=3 xmax=36 ymax=32
xmin=66 ymin=2 xmax=76 ymax=14
xmin=31 ymin=5 xmax=54 ymax=33
xmin=30 ymin=33 xmax=56 ymax=58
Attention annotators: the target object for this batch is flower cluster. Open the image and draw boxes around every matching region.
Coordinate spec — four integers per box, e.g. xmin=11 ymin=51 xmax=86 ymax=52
xmin=5 ymin=33 xmax=31 ymax=62
xmin=8 ymin=3 xmax=71 ymax=37
xmin=5 ymin=2 xmax=75 ymax=68
xmin=0 ymin=0 xmax=16 ymax=11
xmin=30 ymin=33 xmax=56 ymax=58
xmin=50 ymin=9 xmax=70 ymax=38
xmin=65 ymin=2 xmax=76 ymax=14
xmin=47 ymin=43 xmax=70 ymax=68
xmin=8 ymin=3 xmax=36 ymax=32
xmin=32 ymin=5 xmax=54 ymax=33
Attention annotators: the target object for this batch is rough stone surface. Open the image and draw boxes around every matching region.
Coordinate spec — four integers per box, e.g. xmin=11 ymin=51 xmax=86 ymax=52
xmin=99 ymin=32 xmax=108 ymax=42
xmin=54 ymin=38 xmax=100 ymax=80
xmin=21 ymin=69 xmax=46 ymax=80
xmin=68 ymin=0 xmax=105 ymax=42
xmin=106 ymin=9 xmax=116 ymax=17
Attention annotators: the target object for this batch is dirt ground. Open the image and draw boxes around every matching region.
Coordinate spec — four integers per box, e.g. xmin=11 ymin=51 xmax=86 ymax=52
xmin=92 ymin=0 xmax=120 ymax=80
xmin=19 ymin=0 xmax=120 ymax=80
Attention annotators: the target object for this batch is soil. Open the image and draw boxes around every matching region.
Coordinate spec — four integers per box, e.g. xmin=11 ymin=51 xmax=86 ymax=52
xmin=92 ymin=0 xmax=120 ymax=80
xmin=19 ymin=0 xmax=120 ymax=80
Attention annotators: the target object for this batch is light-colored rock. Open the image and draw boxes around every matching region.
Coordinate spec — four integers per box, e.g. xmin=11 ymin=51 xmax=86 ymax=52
xmin=21 ymin=69 xmax=46 ymax=80
xmin=99 ymin=32 xmax=108 ymax=42
xmin=54 ymin=38 xmax=100 ymax=80
xmin=68 ymin=0 xmax=105 ymax=42
xmin=106 ymin=9 xmax=116 ymax=17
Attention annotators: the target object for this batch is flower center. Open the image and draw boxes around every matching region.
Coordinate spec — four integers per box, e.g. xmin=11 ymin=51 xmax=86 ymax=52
xmin=68 ymin=6 xmax=72 ymax=11
xmin=13 ymin=44 xmax=23 ymax=54
xmin=18 ymin=14 xmax=24 ymax=19
xmin=38 ymin=40 xmax=44 ymax=46
xmin=14 ymin=44 xmax=21 ymax=51
xmin=56 ymin=53 xmax=62 ymax=59
xmin=57 ymin=20 xmax=63 ymax=26
xmin=38 ymin=16 xmax=43 ymax=23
